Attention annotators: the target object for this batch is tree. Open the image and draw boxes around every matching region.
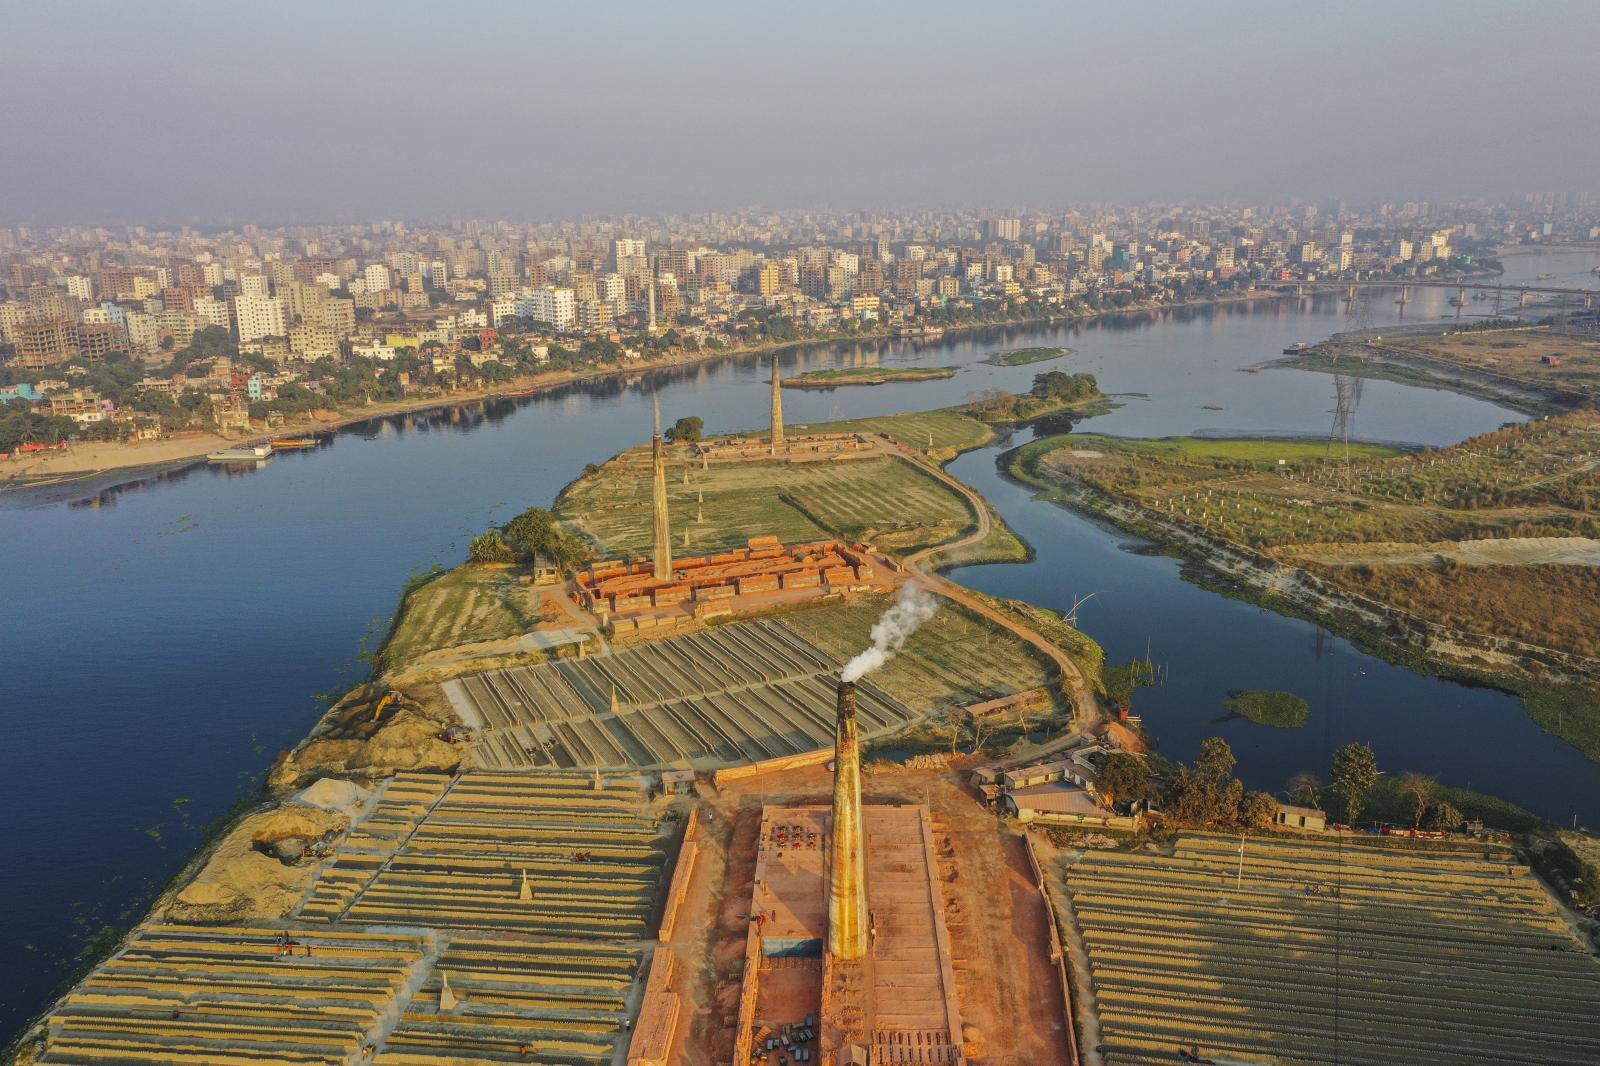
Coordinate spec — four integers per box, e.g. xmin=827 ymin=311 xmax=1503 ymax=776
xmin=1330 ymin=743 xmax=1379 ymax=826
xmin=665 ymin=415 xmax=704 ymax=443
xmin=1238 ymin=790 xmax=1279 ymax=831
xmin=500 ymin=506 xmax=592 ymax=571
xmin=1096 ymin=753 xmax=1150 ymax=810
xmin=1420 ymin=800 xmax=1462 ymax=833
xmin=468 ymin=530 xmax=515 ymax=564
xmin=1195 ymin=737 xmax=1236 ymax=789
xmin=1398 ymin=772 xmax=1437 ymax=829
xmin=1286 ymin=771 xmax=1322 ymax=809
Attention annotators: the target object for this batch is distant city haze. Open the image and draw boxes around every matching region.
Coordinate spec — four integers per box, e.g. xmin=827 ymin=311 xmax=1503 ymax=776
xmin=1 ymin=0 xmax=1597 ymax=225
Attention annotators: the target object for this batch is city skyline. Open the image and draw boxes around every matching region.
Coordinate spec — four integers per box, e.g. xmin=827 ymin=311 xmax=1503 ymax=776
xmin=2 ymin=0 xmax=1598 ymax=226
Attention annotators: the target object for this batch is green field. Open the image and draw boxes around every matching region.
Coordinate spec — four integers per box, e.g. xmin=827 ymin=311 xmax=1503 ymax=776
xmin=803 ymin=408 xmax=996 ymax=453
xmin=1066 ymin=433 xmax=1401 ymax=468
xmin=381 ymin=566 xmax=538 ymax=673
xmin=557 ymin=450 xmax=979 ymax=557
xmin=984 ymin=345 xmax=1071 ymax=366
xmin=783 ymin=365 xmax=955 ymax=387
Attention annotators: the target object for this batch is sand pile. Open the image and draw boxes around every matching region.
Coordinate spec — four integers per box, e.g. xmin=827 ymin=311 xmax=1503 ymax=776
xmin=293 ymin=777 xmax=370 ymax=814
xmin=270 ymin=705 xmax=462 ymax=791
xmin=164 ymin=802 xmax=348 ymax=924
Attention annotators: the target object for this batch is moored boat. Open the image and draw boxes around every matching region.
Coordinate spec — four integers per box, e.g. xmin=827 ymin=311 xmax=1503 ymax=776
xmin=206 ymin=444 xmax=273 ymax=462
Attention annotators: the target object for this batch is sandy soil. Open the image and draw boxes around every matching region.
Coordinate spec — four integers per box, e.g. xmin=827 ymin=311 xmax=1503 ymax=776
xmin=670 ymin=762 xmax=1074 ymax=1066
xmin=1294 ymin=536 xmax=1600 ymax=568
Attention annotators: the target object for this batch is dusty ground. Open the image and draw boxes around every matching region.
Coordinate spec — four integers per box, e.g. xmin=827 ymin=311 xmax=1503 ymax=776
xmin=1292 ymin=535 xmax=1600 ymax=567
xmin=161 ymin=802 xmax=350 ymax=923
xmin=669 ymin=762 xmax=1073 ymax=1066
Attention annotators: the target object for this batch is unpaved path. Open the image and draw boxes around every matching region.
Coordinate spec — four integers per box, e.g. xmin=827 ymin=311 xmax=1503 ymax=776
xmin=1299 ymin=536 xmax=1600 ymax=568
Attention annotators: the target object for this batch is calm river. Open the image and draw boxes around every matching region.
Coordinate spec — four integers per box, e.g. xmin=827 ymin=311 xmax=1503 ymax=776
xmin=2 ymin=250 xmax=1597 ymax=1038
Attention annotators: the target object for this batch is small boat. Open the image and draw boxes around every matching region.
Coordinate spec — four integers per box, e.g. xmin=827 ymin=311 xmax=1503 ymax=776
xmin=206 ymin=444 xmax=272 ymax=462
xmin=270 ymin=437 xmax=319 ymax=451
xmin=1282 ymin=342 xmax=1311 ymax=354
xmin=1536 ymin=273 xmax=1555 ymax=280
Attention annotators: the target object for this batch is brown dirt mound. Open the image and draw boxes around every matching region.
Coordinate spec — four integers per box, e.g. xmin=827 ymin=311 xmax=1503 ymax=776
xmin=164 ymin=802 xmax=347 ymax=924
xmin=270 ymin=704 xmax=462 ymax=791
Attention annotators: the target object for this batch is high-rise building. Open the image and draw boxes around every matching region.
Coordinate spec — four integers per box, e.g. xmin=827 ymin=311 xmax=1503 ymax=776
xmin=525 ymin=286 xmax=576 ymax=331
xmin=364 ymin=263 xmax=391 ymax=292
xmin=233 ymin=292 xmax=286 ymax=343
xmin=990 ymin=218 xmax=1022 ymax=242
xmin=12 ymin=319 xmax=77 ymax=369
xmin=613 ymin=238 xmax=646 ymax=264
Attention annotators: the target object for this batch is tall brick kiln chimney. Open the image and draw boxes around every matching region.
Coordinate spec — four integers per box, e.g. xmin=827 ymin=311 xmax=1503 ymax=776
xmin=770 ymin=353 xmax=785 ymax=455
xmin=828 ymin=680 xmax=868 ymax=961
xmin=651 ymin=395 xmax=673 ymax=581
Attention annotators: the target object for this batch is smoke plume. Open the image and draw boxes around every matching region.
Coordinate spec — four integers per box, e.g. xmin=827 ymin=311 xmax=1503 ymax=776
xmin=840 ymin=582 xmax=940 ymax=682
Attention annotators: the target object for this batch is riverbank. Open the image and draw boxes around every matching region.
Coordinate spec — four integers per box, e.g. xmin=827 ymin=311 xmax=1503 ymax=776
xmin=0 ymin=288 xmax=1281 ymax=493
xmin=1003 ymin=433 xmax=1600 ymax=763
xmin=1279 ymin=331 xmax=1596 ymax=417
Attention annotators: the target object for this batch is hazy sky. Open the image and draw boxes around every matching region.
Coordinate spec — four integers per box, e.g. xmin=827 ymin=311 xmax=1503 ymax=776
xmin=2 ymin=0 xmax=1596 ymax=226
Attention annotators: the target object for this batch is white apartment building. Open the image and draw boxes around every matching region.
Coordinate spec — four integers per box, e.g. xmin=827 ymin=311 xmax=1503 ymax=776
xmin=364 ymin=263 xmax=391 ymax=292
xmin=614 ymin=238 xmax=646 ymax=262
xmin=238 ymin=274 xmax=268 ymax=298
xmin=523 ymin=286 xmax=576 ymax=331
xmin=490 ymin=293 xmax=525 ymax=327
xmin=599 ymin=272 xmax=627 ymax=315
xmin=194 ymin=296 xmax=233 ymax=331
xmin=233 ymin=292 xmax=286 ymax=343
xmin=64 ymin=275 xmax=93 ymax=301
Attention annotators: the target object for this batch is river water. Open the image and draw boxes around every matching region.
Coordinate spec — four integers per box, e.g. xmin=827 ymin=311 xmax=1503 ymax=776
xmin=2 ymin=250 xmax=1597 ymax=1038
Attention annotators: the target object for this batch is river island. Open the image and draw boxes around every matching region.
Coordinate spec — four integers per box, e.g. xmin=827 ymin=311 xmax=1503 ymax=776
xmin=12 ymin=352 xmax=1600 ymax=1066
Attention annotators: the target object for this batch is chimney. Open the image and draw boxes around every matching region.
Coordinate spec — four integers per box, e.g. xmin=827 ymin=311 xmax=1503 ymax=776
xmin=651 ymin=395 xmax=673 ymax=581
xmin=828 ymin=680 xmax=868 ymax=961
xmin=770 ymin=353 xmax=785 ymax=454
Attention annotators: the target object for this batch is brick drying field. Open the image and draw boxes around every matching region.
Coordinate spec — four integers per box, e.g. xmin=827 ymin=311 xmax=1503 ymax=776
xmin=36 ymin=771 xmax=663 ymax=1066
xmin=440 ymin=618 xmax=917 ymax=770
xmin=558 ymin=447 xmax=976 ymax=555
xmin=1054 ymin=834 xmax=1600 ymax=1066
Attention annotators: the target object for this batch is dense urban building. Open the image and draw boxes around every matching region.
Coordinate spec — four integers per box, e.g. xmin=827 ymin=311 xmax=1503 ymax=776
xmin=1 ymin=195 xmax=1596 ymax=445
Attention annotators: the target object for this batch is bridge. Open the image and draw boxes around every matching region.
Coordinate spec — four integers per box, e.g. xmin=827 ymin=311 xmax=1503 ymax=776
xmin=1260 ymin=276 xmax=1600 ymax=309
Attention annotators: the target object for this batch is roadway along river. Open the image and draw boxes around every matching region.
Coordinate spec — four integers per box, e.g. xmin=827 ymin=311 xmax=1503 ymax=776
xmin=2 ymin=249 xmax=1597 ymax=1040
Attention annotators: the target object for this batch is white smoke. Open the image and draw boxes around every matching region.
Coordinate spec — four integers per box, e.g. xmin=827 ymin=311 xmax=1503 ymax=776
xmin=840 ymin=582 xmax=940 ymax=682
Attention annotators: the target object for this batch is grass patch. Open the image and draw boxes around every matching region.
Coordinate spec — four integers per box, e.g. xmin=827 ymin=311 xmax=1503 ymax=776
xmin=1225 ymin=689 xmax=1311 ymax=728
xmin=379 ymin=565 xmax=539 ymax=674
xmin=559 ymin=451 xmax=978 ymax=557
xmin=1356 ymin=776 xmax=1548 ymax=833
xmin=783 ymin=366 xmax=956 ymax=387
xmin=775 ymin=407 xmax=996 ymax=456
xmin=1068 ymin=433 xmax=1400 ymax=468
xmin=984 ymin=345 xmax=1071 ymax=366
xmin=1521 ymin=686 xmax=1600 ymax=765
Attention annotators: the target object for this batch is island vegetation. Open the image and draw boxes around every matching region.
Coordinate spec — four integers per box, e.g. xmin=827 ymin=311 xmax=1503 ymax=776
xmin=965 ymin=369 xmax=1106 ymax=424
xmin=1225 ymin=689 xmax=1311 ymax=728
xmin=781 ymin=365 xmax=956 ymax=388
xmin=983 ymin=345 xmax=1071 ymax=366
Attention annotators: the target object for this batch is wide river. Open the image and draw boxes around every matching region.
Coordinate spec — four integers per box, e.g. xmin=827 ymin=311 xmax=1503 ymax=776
xmin=2 ymin=250 xmax=1598 ymax=1038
